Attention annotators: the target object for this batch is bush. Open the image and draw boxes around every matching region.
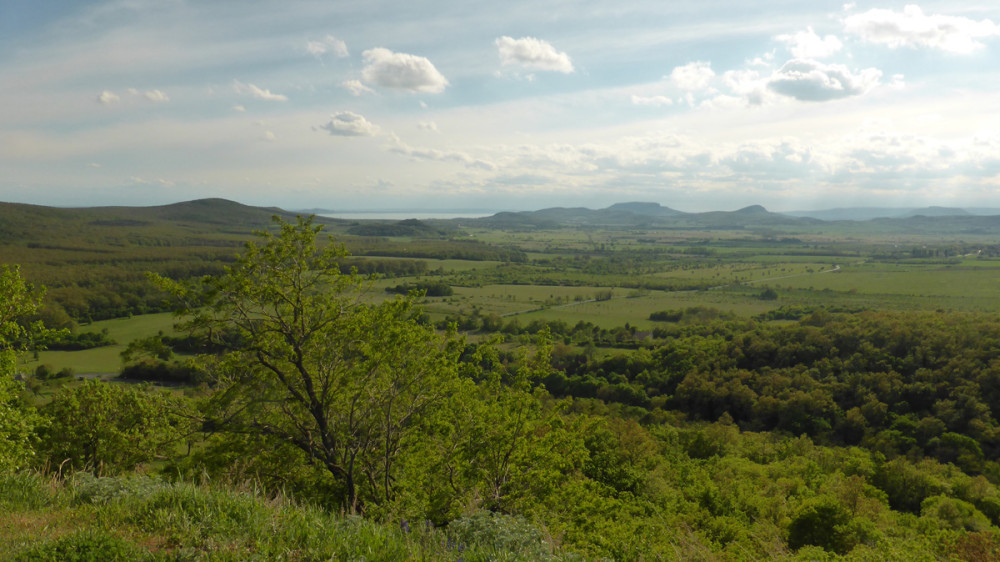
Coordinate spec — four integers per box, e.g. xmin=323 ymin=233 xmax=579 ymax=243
xmin=119 ymin=359 xmax=206 ymax=385
xmin=447 ymin=511 xmax=554 ymax=559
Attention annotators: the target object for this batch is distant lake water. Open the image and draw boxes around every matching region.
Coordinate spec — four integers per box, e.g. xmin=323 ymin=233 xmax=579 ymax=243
xmin=317 ymin=211 xmax=495 ymax=220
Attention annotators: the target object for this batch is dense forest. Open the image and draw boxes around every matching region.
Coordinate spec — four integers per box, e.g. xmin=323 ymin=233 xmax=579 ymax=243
xmin=5 ymin=213 xmax=1000 ymax=560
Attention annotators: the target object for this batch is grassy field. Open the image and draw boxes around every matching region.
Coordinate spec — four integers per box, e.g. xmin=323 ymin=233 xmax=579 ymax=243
xmin=25 ymin=312 xmax=180 ymax=375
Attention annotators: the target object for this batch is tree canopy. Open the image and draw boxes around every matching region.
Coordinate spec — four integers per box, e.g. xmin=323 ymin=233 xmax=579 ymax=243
xmin=163 ymin=216 xmax=466 ymax=512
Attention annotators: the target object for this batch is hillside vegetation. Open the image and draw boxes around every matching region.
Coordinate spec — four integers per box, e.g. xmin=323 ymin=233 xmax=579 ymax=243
xmin=6 ymin=202 xmax=1000 ymax=559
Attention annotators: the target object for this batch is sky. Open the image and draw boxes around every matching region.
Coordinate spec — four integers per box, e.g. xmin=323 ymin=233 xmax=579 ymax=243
xmin=3 ymin=1 xmax=1000 ymax=212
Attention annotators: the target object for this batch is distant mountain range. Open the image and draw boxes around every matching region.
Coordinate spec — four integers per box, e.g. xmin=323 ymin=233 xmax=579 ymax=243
xmin=439 ymin=201 xmax=1000 ymax=236
xmin=6 ymin=199 xmax=1000 ymax=240
xmin=782 ymin=206 xmax=987 ymax=221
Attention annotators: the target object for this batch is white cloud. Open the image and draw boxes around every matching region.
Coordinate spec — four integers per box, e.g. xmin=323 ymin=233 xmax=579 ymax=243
xmin=722 ymin=69 xmax=771 ymax=106
xmin=776 ymin=27 xmax=843 ymax=58
xmin=361 ymin=48 xmax=449 ymax=93
xmin=342 ymin=79 xmax=375 ymax=96
xmin=418 ymin=121 xmax=439 ymax=132
xmin=232 ymin=105 xmax=246 ymax=112
xmin=768 ymin=58 xmax=881 ymax=101
xmin=670 ymin=61 xmax=715 ymax=91
xmin=143 ymin=89 xmax=169 ymax=102
xmin=307 ymin=35 xmax=349 ymax=58
xmin=630 ymin=94 xmax=673 ymax=107
xmin=495 ymin=36 xmax=574 ymax=73
xmin=97 ymin=90 xmax=120 ymax=105
xmin=263 ymin=130 xmax=276 ymax=142
xmin=844 ymin=5 xmax=1000 ymax=54
xmin=387 ymin=136 xmax=496 ymax=170
xmin=233 ymin=80 xmax=288 ymax=101
xmin=319 ymin=111 xmax=380 ymax=137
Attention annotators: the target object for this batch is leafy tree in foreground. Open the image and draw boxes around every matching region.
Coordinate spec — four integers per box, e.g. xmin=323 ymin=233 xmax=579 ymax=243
xmin=162 ymin=216 xmax=462 ymax=513
xmin=0 ymin=265 xmax=46 ymax=470
xmin=39 ymin=380 xmax=184 ymax=475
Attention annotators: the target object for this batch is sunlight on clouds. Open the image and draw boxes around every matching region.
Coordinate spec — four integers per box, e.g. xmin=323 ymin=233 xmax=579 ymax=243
xmin=630 ymin=95 xmax=673 ymax=107
xmin=495 ymin=36 xmax=574 ymax=74
xmin=776 ymin=27 xmax=843 ymax=59
xmin=361 ymin=48 xmax=448 ymax=93
xmin=845 ymin=5 xmax=1000 ymax=54
xmin=671 ymin=62 xmax=715 ymax=91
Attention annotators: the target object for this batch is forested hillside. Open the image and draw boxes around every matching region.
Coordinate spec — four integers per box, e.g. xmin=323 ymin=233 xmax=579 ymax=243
xmin=5 ymin=208 xmax=1000 ymax=559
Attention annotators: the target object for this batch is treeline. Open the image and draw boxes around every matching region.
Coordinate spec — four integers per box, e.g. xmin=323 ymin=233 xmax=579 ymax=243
xmin=449 ymin=263 xmax=715 ymax=291
xmin=386 ymin=281 xmax=453 ymax=296
xmin=344 ymin=236 xmax=527 ymax=262
xmin=338 ymin=257 xmax=428 ymax=277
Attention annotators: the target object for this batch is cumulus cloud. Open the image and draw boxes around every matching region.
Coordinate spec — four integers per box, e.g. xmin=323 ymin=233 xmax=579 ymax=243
xmin=777 ymin=27 xmax=843 ymax=58
xmin=630 ymin=95 xmax=673 ymax=107
xmin=97 ymin=90 xmax=120 ymax=105
xmin=417 ymin=121 xmax=439 ymax=132
xmin=844 ymin=5 xmax=1000 ymax=53
xmin=143 ymin=89 xmax=169 ymax=102
xmin=342 ymin=79 xmax=375 ymax=96
xmin=495 ymin=36 xmax=574 ymax=73
xmin=671 ymin=61 xmax=715 ymax=91
xmin=768 ymin=59 xmax=881 ymax=101
xmin=233 ymin=81 xmax=288 ymax=101
xmin=319 ymin=111 xmax=380 ymax=137
xmin=307 ymin=35 xmax=349 ymax=57
xmin=361 ymin=48 xmax=449 ymax=93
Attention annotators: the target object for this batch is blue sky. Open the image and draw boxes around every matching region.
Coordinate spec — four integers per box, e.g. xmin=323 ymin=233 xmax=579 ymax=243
xmin=3 ymin=1 xmax=1000 ymax=211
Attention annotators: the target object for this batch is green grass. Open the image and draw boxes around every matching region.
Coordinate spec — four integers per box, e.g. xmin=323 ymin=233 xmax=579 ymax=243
xmin=0 ymin=473 xmax=574 ymax=562
xmin=25 ymin=313 xmax=181 ymax=375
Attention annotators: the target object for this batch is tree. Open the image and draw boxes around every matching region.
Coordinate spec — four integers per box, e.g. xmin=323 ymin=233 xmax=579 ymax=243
xmin=162 ymin=216 xmax=462 ymax=513
xmin=787 ymin=496 xmax=853 ymax=553
xmin=39 ymin=380 xmax=184 ymax=475
xmin=0 ymin=265 xmax=46 ymax=470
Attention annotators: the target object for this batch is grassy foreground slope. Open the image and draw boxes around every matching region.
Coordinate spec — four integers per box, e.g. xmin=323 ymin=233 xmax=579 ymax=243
xmin=0 ymin=473 xmax=570 ymax=561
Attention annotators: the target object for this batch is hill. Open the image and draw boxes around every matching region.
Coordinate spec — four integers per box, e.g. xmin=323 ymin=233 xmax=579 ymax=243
xmin=0 ymin=199 xmax=347 ymax=322
xmin=896 ymin=206 xmax=972 ymax=218
xmin=346 ymin=218 xmax=455 ymax=237
xmin=470 ymin=202 xmax=812 ymax=230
